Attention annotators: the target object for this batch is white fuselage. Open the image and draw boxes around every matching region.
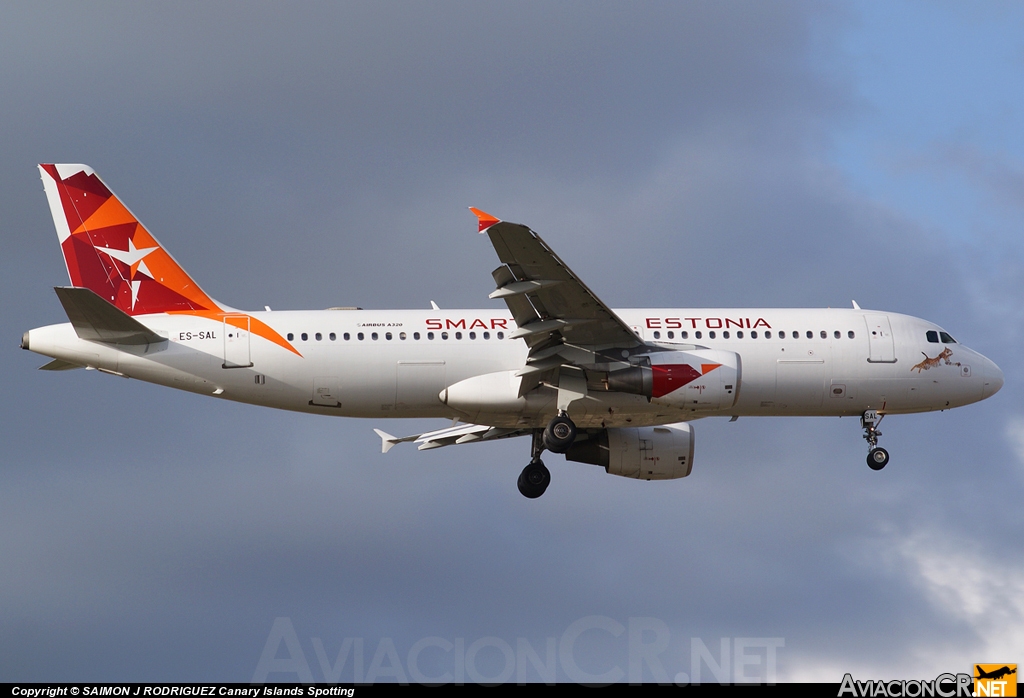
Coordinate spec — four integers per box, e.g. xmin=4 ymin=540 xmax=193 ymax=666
xmin=24 ymin=306 xmax=1002 ymax=428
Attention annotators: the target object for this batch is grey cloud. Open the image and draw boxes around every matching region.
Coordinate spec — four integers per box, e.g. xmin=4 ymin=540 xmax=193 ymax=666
xmin=2 ymin=0 xmax=1022 ymax=683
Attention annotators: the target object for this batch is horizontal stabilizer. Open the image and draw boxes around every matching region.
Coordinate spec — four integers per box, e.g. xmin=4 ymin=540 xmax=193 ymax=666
xmin=54 ymin=286 xmax=165 ymax=346
xmin=39 ymin=358 xmax=83 ymax=371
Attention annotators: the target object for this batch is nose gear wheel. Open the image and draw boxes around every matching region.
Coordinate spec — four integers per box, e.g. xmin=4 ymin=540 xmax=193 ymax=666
xmin=861 ymin=410 xmax=889 ymax=471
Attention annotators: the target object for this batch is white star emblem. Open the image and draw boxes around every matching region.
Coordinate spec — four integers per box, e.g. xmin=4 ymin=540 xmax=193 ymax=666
xmin=94 ymin=238 xmax=159 ymax=310
xmin=95 ymin=237 xmax=159 ymax=269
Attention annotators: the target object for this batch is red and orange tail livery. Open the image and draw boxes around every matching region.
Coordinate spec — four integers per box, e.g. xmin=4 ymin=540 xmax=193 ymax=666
xmin=39 ymin=164 xmax=222 ymax=317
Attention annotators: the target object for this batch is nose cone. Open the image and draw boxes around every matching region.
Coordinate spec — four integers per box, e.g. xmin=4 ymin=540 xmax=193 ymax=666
xmin=982 ymin=356 xmax=1004 ymax=399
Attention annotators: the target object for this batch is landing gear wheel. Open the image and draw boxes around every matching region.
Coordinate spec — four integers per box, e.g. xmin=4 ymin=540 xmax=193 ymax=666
xmin=867 ymin=447 xmax=889 ymax=471
xmin=543 ymin=415 xmax=576 ymax=453
xmin=517 ymin=460 xmax=550 ymax=499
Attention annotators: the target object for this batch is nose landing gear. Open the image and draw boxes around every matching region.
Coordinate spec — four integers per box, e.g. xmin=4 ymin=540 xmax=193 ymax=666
xmin=861 ymin=410 xmax=889 ymax=470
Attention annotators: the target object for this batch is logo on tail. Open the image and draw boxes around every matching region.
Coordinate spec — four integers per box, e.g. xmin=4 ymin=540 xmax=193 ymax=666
xmin=39 ymin=164 xmax=220 ymax=316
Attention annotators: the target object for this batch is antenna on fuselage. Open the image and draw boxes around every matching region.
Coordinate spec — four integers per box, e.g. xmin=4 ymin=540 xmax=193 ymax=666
xmin=430 ymin=300 xmax=440 ymax=310
xmin=852 ymin=300 xmax=861 ymax=310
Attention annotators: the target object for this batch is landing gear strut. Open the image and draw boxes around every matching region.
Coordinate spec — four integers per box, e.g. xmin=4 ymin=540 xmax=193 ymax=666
xmin=518 ymin=430 xmax=551 ymax=499
xmin=517 ymin=414 xmax=579 ymax=498
xmin=861 ymin=410 xmax=889 ymax=471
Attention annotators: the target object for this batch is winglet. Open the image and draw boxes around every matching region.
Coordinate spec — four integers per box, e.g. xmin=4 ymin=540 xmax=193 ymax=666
xmin=469 ymin=207 xmax=500 ymax=233
xmin=373 ymin=428 xmax=399 ymax=454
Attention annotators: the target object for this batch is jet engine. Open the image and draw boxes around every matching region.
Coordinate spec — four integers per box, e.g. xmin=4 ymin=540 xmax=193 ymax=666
xmin=603 ymin=349 xmax=740 ymax=412
xmin=565 ymin=422 xmax=695 ymax=480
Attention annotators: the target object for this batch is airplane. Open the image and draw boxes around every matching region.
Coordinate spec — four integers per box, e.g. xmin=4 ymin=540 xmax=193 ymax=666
xmin=21 ymin=164 xmax=1004 ymax=498
xmin=975 ymin=666 xmax=1016 ymax=681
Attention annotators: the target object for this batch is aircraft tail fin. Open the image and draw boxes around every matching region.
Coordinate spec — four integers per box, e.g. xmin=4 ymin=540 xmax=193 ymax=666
xmin=38 ymin=164 xmax=223 ymax=317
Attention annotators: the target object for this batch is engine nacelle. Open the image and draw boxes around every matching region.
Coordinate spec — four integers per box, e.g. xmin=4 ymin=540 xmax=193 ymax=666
xmin=565 ymin=422 xmax=695 ymax=480
xmin=606 ymin=349 xmax=740 ymax=412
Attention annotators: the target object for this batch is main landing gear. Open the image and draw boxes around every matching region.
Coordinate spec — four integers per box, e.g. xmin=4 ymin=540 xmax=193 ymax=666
xmin=861 ymin=410 xmax=889 ymax=471
xmin=543 ymin=412 xmax=577 ymax=454
xmin=518 ymin=459 xmax=550 ymax=499
xmin=517 ymin=413 xmax=579 ymax=499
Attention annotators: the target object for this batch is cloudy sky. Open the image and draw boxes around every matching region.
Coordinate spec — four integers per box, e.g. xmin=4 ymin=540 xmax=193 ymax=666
xmin=2 ymin=1 xmax=1022 ymax=684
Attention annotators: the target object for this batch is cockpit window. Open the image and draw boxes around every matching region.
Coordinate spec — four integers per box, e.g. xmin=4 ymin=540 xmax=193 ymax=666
xmin=939 ymin=331 xmax=957 ymax=344
xmin=926 ymin=330 xmax=939 ymax=343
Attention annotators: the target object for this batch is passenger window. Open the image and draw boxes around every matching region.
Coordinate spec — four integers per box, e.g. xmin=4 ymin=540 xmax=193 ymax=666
xmin=371 ymin=332 xmax=378 ymax=340
xmin=848 ymin=331 xmax=855 ymax=339
xmin=806 ymin=331 xmax=813 ymax=339
xmin=695 ymin=331 xmax=702 ymax=339
xmin=681 ymin=331 xmax=688 ymax=339
xmin=442 ymin=332 xmax=449 ymax=340
xmin=751 ymin=331 xmax=758 ymax=339
xmin=483 ymin=331 xmax=490 ymax=339
xmin=723 ymin=331 xmax=730 ymax=339
xmin=301 ymin=333 xmax=308 ymax=341
xmin=455 ymin=331 xmax=462 ymax=339
xmin=820 ymin=330 xmax=827 ymax=339
xmin=834 ymin=330 xmax=840 ymax=339
xmin=414 ymin=332 xmax=420 ymax=340
xmin=667 ymin=331 xmax=674 ymax=339
xmin=400 ymin=332 xmax=407 ymax=340
xmin=315 ymin=332 xmax=322 ymax=341
xmin=653 ymin=331 xmax=660 ymax=339
xmin=344 ymin=332 xmax=350 ymax=340
xmin=427 ymin=332 xmax=434 ymax=340
xmin=497 ymin=331 xmax=504 ymax=339
xmin=793 ymin=331 xmax=799 ymax=339
xmin=329 ymin=332 xmax=336 ymax=341
xmin=764 ymin=331 xmax=771 ymax=339
xmin=287 ymin=333 xmax=294 ymax=341
xmin=709 ymin=331 xmax=716 ymax=339
xmin=358 ymin=332 xmax=364 ymax=340
xmin=385 ymin=332 xmax=392 ymax=340
xmin=939 ymin=331 xmax=957 ymax=344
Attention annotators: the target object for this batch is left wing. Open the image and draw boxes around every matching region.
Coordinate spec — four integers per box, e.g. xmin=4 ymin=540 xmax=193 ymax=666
xmin=473 ymin=208 xmax=642 ymax=351
xmin=375 ymin=423 xmax=530 ymax=453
